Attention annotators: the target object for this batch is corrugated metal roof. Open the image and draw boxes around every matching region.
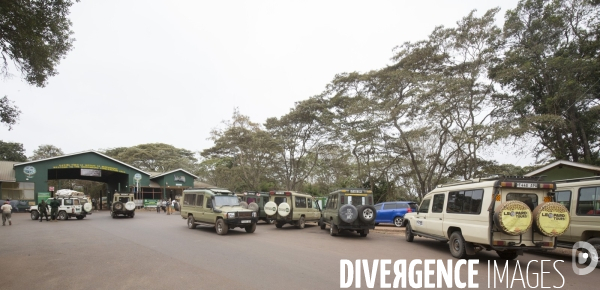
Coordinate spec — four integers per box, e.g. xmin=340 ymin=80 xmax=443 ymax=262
xmin=0 ymin=161 xmax=17 ymax=182
xmin=150 ymin=168 xmax=199 ymax=179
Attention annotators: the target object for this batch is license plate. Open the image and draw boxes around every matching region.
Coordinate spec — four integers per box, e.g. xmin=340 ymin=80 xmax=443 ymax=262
xmin=241 ymin=220 xmax=251 ymax=224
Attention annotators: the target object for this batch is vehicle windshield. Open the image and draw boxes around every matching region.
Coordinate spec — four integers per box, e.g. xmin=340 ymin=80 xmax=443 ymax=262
xmin=214 ymin=195 xmax=240 ymax=207
xmin=118 ymin=197 xmax=130 ymax=203
xmin=343 ymin=195 xmax=373 ymax=206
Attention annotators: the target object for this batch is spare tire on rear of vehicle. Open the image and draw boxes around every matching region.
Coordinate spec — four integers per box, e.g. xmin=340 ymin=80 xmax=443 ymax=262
xmin=357 ymin=205 xmax=377 ymax=223
xmin=125 ymin=201 xmax=136 ymax=211
xmin=532 ymin=202 xmax=570 ymax=237
xmin=113 ymin=202 xmax=124 ymax=211
xmin=277 ymin=202 xmax=291 ymax=217
xmin=248 ymin=202 xmax=259 ymax=212
xmin=264 ymin=201 xmax=277 ymax=216
xmin=338 ymin=204 xmax=358 ymax=223
xmin=83 ymin=202 xmax=93 ymax=212
xmin=493 ymin=200 xmax=533 ymax=236
xmin=239 ymin=201 xmax=248 ymax=209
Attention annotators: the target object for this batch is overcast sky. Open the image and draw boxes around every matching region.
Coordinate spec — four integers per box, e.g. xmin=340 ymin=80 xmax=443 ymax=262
xmin=3 ymin=0 xmax=535 ymax=165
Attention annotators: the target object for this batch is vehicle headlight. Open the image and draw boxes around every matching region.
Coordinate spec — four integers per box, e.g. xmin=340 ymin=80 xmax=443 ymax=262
xmin=252 ymin=212 xmax=256 ymax=218
xmin=227 ymin=212 xmax=235 ymax=219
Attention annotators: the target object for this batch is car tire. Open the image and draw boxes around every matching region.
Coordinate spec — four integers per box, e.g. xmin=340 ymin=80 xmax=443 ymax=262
xmin=239 ymin=201 xmax=248 ymax=209
xmin=375 ymin=223 xmax=379 ymax=226
xmin=320 ymin=218 xmax=326 ymax=230
xmin=359 ymin=230 xmax=367 ymax=237
xmin=330 ymin=224 xmax=338 ymax=236
xmin=111 ymin=211 xmax=116 ymax=218
xmin=266 ymin=218 xmax=275 ymax=224
xmin=496 ymin=250 xmax=519 ymax=260
xmin=31 ymin=211 xmax=39 ymax=220
xmin=188 ymin=216 xmax=197 ymax=229
xmin=248 ymin=202 xmax=259 ymax=212
xmin=275 ymin=222 xmax=283 ymax=228
xmin=216 ymin=219 xmax=228 ymax=235
xmin=58 ymin=211 xmax=67 ymax=220
xmin=357 ymin=205 xmax=376 ymax=223
xmin=405 ymin=222 xmax=414 ymax=242
xmin=245 ymin=223 xmax=256 ymax=233
xmin=583 ymin=238 xmax=600 ymax=267
xmin=394 ymin=217 xmax=403 ymax=227
xmin=338 ymin=204 xmax=358 ymax=223
xmin=130 ymin=212 xmax=135 ymax=218
xmin=113 ymin=202 xmax=124 ymax=211
xmin=76 ymin=216 xmax=84 ymax=220
xmin=296 ymin=216 xmax=305 ymax=229
xmin=449 ymin=231 xmax=467 ymax=259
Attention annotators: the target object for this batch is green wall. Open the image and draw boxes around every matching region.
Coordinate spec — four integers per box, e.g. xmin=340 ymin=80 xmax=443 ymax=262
xmin=533 ymin=166 xmax=599 ymax=181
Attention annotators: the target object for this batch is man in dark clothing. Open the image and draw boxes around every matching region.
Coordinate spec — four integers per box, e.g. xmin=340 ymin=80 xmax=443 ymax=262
xmin=38 ymin=200 xmax=49 ymax=222
xmin=49 ymin=197 xmax=60 ymax=221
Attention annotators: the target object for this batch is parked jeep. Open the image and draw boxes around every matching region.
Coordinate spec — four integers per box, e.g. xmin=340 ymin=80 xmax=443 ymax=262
xmin=554 ymin=177 xmax=600 ymax=266
xmin=29 ymin=197 xmax=92 ymax=220
xmin=320 ymin=188 xmax=377 ymax=237
xmin=111 ymin=193 xmax=136 ymax=218
xmin=263 ymin=191 xmax=321 ymax=229
xmin=180 ymin=188 xmax=258 ymax=235
xmin=239 ymin=191 xmax=274 ymax=224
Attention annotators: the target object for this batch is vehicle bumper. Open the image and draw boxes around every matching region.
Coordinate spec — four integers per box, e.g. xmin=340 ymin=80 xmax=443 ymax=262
xmin=224 ymin=217 xmax=258 ymax=226
xmin=337 ymin=224 xmax=375 ymax=230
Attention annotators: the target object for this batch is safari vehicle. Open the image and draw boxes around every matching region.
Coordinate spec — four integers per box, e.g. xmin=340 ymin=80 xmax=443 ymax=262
xmin=404 ymin=176 xmax=570 ymax=260
xmin=320 ymin=188 xmax=377 ymax=237
xmin=239 ymin=191 xmax=274 ymax=224
xmin=110 ymin=193 xmax=136 ymax=218
xmin=554 ymin=177 xmax=600 ymax=265
xmin=263 ymin=191 xmax=321 ymax=229
xmin=180 ymin=188 xmax=258 ymax=235
xmin=29 ymin=189 xmax=93 ymax=220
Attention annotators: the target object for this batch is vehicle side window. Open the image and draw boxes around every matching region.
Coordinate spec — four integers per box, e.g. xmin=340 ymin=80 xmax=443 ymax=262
xmin=307 ymin=198 xmax=312 ymax=209
xmin=419 ymin=199 xmax=431 ymax=213
xmin=184 ymin=194 xmax=195 ymax=205
xmin=432 ymin=194 xmax=445 ymax=213
xmin=206 ymin=198 xmax=213 ymax=208
xmin=196 ymin=194 xmax=204 ymax=207
xmin=446 ymin=189 xmax=484 ymax=214
xmin=64 ymin=199 xmax=73 ymax=206
xmin=295 ymin=197 xmax=306 ymax=208
xmin=73 ymin=199 xmax=80 ymax=205
xmin=374 ymin=204 xmax=383 ymax=210
xmin=386 ymin=203 xmax=397 ymax=209
xmin=555 ymin=190 xmax=571 ymax=211
xmin=332 ymin=195 xmax=338 ymax=209
xmin=409 ymin=203 xmax=418 ymax=211
xmin=397 ymin=203 xmax=408 ymax=209
xmin=576 ymin=187 xmax=600 ymax=216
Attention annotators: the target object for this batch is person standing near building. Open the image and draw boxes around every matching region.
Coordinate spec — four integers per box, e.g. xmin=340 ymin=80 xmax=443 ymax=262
xmin=49 ymin=197 xmax=60 ymax=221
xmin=156 ymin=200 xmax=161 ymax=213
xmin=38 ymin=199 xmax=49 ymax=222
xmin=166 ymin=198 xmax=171 ymax=215
xmin=1 ymin=200 xmax=13 ymax=226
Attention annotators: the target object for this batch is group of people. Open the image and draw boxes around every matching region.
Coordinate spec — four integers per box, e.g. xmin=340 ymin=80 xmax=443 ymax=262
xmin=156 ymin=199 xmax=178 ymax=215
xmin=36 ymin=198 xmax=61 ymax=222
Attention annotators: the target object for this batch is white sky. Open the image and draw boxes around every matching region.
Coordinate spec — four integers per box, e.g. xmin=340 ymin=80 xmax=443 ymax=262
xmin=2 ymin=0 xmax=536 ymax=165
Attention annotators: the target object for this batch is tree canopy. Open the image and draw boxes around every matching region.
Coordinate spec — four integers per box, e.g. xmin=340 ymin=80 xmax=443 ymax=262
xmin=30 ymin=144 xmax=64 ymax=160
xmin=0 ymin=140 xmax=26 ymax=162
xmin=102 ymin=143 xmax=198 ymax=173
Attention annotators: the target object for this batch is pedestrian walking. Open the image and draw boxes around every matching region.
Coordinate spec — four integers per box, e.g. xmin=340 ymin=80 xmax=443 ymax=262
xmin=38 ymin=199 xmax=49 ymax=222
xmin=49 ymin=197 xmax=60 ymax=221
xmin=92 ymin=198 xmax=97 ymax=210
xmin=166 ymin=199 xmax=171 ymax=215
xmin=1 ymin=199 xmax=12 ymax=226
xmin=161 ymin=200 xmax=167 ymax=213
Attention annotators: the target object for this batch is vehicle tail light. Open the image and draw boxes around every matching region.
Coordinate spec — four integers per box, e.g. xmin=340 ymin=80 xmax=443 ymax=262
xmin=269 ymin=191 xmax=275 ymax=195
xmin=407 ymin=207 xmax=412 ymax=213
xmin=285 ymin=192 xmax=291 ymax=196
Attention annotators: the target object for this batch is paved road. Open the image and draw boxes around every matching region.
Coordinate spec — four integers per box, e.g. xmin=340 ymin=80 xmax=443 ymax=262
xmin=0 ymin=211 xmax=598 ymax=289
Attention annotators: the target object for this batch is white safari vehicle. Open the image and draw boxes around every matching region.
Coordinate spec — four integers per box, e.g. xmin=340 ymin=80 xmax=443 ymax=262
xmin=29 ymin=189 xmax=93 ymax=220
xmin=404 ymin=176 xmax=570 ymax=260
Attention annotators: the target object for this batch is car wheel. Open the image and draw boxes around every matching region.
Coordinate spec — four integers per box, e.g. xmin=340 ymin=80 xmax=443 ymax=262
xmin=113 ymin=202 xmax=124 ymax=211
xmin=330 ymin=224 xmax=338 ymax=236
xmin=275 ymin=222 xmax=283 ymax=228
xmin=58 ymin=211 xmax=67 ymax=220
xmin=111 ymin=211 xmax=116 ymax=218
xmin=405 ymin=222 xmax=414 ymax=242
xmin=296 ymin=217 xmax=305 ymax=229
xmin=375 ymin=223 xmax=379 ymax=226
xmin=76 ymin=216 xmax=84 ymax=220
xmin=31 ymin=211 xmax=39 ymax=220
xmin=583 ymin=238 xmax=600 ymax=267
xmin=496 ymin=250 xmax=519 ymax=260
xmin=188 ymin=216 xmax=197 ymax=229
xmin=266 ymin=218 xmax=275 ymax=224
xmin=359 ymin=230 xmax=367 ymax=237
xmin=245 ymin=223 xmax=256 ymax=233
xmin=216 ymin=219 xmax=228 ymax=235
xmin=320 ymin=218 xmax=326 ymax=230
xmin=394 ymin=217 xmax=403 ymax=227
xmin=130 ymin=212 xmax=135 ymax=218
xmin=449 ymin=231 xmax=467 ymax=259
xmin=357 ymin=205 xmax=377 ymax=223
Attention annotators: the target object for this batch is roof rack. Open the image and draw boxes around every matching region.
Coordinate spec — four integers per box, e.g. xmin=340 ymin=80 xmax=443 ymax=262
xmin=554 ymin=176 xmax=600 ymax=183
xmin=437 ymin=175 xmax=544 ymax=188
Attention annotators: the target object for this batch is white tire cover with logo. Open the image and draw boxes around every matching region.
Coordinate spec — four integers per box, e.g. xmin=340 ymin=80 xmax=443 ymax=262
xmin=125 ymin=201 xmax=136 ymax=211
xmin=83 ymin=203 xmax=92 ymax=212
xmin=277 ymin=202 xmax=291 ymax=217
xmin=248 ymin=202 xmax=259 ymax=212
xmin=264 ymin=201 xmax=278 ymax=216
xmin=532 ymin=202 xmax=570 ymax=237
xmin=493 ymin=200 xmax=532 ymax=236
xmin=239 ymin=201 xmax=248 ymax=209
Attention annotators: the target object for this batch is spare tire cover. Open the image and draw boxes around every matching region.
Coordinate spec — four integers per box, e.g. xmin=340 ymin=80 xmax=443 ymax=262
xmin=264 ymin=201 xmax=277 ymax=216
xmin=338 ymin=204 xmax=358 ymax=223
xmin=493 ymin=200 xmax=532 ymax=236
xmin=278 ymin=202 xmax=291 ymax=217
xmin=248 ymin=202 xmax=259 ymax=212
xmin=83 ymin=203 xmax=93 ymax=212
xmin=532 ymin=202 xmax=570 ymax=237
xmin=113 ymin=202 xmax=124 ymax=211
xmin=125 ymin=201 xmax=136 ymax=211
xmin=239 ymin=201 xmax=248 ymax=209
